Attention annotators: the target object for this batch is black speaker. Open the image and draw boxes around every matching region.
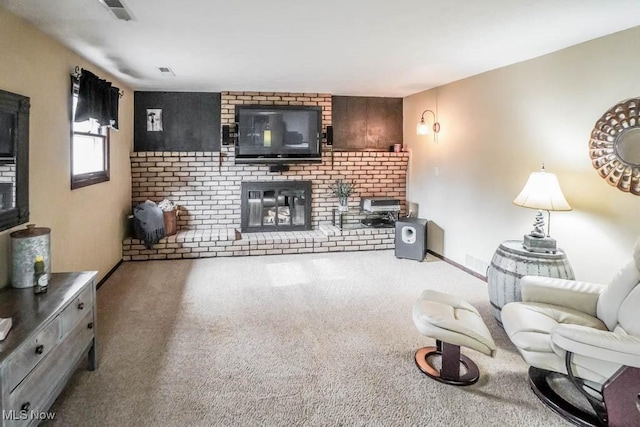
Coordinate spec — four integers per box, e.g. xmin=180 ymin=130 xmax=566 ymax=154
xmin=222 ymin=125 xmax=231 ymax=145
xmin=326 ymin=125 xmax=333 ymax=145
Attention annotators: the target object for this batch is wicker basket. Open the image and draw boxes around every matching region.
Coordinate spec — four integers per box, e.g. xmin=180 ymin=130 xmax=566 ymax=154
xmin=163 ymin=209 xmax=178 ymax=236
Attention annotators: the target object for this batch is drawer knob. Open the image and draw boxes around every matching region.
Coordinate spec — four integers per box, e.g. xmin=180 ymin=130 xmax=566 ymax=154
xmin=35 ymin=344 xmax=44 ymax=355
xmin=78 ymin=302 xmax=85 ymax=310
xmin=21 ymin=402 xmax=30 ymax=411
xmin=88 ymin=322 xmax=94 ymax=329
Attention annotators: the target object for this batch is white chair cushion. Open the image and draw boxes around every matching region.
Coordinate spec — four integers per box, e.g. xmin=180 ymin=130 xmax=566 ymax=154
xmin=413 ymin=290 xmax=496 ymax=357
xmin=502 ymin=301 xmax=611 ymax=383
xmin=617 ymin=284 xmax=640 ymax=336
xmin=521 ymin=276 xmax=604 ymax=317
xmin=551 ymin=324 xmax=640 ymax=368
xmin=597 ymin=260 xmax=640 ymax=331
xmin=502 ymin=302 xmax=607 ymax=354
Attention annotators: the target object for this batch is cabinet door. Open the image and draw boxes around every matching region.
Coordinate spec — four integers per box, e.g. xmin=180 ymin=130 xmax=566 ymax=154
xmin=60 ymin=285 xmax=94 ymax=336
xmin=332 ymin=96 xmax=402 ymax=150
xmin=5 ymin=318 xmax=61 ymax=393
xmin=7 ymin=311 xmax=93 ymax=426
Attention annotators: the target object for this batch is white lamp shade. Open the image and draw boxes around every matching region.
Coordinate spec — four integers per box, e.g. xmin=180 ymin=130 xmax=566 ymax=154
xmin=513 ymin=170 xmax=572 ymax=211
xmin=416 ymin=121 xmax=429 ymax=135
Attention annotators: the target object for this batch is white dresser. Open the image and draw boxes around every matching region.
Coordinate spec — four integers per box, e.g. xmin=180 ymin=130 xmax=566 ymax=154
xmin=0 ymin=272 xmax=97 ymax=426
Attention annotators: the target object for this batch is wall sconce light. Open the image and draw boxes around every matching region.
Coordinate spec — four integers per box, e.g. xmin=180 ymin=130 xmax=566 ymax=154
xmin=416 ymin=109 xmax=441 ymax=139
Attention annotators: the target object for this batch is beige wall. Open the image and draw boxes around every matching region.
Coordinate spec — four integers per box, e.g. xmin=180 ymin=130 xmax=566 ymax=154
xmin=0 ymin=9 xmax=132 ymax=287
xmin=404 ymin=26 xmax=640 ymax=284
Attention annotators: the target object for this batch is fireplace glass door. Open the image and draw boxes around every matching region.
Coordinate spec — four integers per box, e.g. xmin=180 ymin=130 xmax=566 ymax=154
xmin=241 ymin=181 xmax=312 ymax=232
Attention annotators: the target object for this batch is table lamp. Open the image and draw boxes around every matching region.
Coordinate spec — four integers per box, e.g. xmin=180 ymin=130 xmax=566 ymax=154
xmin=513 ymin=164 xmax=571 ymax=253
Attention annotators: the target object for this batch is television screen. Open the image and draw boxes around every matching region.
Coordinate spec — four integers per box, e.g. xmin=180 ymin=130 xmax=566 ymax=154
xmin=235 ymin=105 xmax=322 ymax=163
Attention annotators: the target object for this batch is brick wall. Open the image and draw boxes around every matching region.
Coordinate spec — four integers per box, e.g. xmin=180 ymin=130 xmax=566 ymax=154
xmin=122 ymin=226 xmax=396 ymax=261
xmin=0 ymin=164 xmax=15 ymax=183
xmin=220 ymin=91 xmax=332 ymax=133
xmin=131 ymin=91 xmax=409 ymax=231
xmin=0 ymin=163 xmax=15 ymax=209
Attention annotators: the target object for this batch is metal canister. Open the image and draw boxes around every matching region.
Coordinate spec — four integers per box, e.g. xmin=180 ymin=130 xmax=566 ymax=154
xmin=10 ymin=224 xmax=51 ymax=288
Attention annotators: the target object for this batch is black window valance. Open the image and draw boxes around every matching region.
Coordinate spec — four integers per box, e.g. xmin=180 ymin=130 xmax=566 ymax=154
xmin=73 ymin=69 xmax=120 ymax=130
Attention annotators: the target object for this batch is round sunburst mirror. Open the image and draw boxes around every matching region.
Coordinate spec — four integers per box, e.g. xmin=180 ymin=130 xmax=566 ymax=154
xmin=589 ymin=98 xmax=640 ymax=195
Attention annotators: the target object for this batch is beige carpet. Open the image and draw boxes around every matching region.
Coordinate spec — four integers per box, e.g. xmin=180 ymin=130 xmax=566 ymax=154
xmin=48 ymin=250 xmax=569 ymax=426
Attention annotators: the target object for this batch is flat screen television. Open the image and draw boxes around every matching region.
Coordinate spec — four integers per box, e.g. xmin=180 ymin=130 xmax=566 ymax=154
xmin=235 ymin=105 xmax=322 ymax=164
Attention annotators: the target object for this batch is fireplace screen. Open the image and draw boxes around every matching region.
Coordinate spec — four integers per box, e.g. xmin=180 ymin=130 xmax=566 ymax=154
xmin=241 ymin=181 xmax=312 ymax=232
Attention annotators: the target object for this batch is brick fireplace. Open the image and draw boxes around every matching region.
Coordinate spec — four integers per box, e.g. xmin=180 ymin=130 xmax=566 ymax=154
xmin=123 ymin=91 xmax=409 ymax=260
xmin=241 ymin=180 xmax=312 ymax=232
xmin=130 ymin=147 xmax=408 ymax=229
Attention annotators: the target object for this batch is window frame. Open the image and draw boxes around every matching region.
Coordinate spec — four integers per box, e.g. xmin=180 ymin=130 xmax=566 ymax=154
xmin=70 ymin=80 xmax=110 ymax=190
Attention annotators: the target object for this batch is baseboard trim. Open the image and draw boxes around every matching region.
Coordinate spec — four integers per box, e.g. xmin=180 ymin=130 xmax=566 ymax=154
xmin=105 ymin=252 xmax=484 ymax=288
xmin=97 ymin=259 xmax=123 ymax=290
xmin=427 ymin=250 xmax=487 ymax=282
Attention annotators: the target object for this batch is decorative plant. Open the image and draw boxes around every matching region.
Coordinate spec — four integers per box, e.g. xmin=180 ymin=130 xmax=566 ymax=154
xmin=329 ymin=179 xmax=356 ymax=210
xmin=329 ymin=179 xmax=356 ymax=199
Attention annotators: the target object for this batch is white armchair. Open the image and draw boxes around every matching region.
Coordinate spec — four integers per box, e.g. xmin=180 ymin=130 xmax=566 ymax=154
xmin=501 ymin=237 xmax=640 ymax=427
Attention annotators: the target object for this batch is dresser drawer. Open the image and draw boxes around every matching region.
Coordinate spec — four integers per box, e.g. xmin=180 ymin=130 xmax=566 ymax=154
xmin=5 ymin=317 xmax=61 ymax=393
xmin=60 ymin=284 xmax=93 ymax=336
xmin=6 ymin=310 xmax=94 ymax=427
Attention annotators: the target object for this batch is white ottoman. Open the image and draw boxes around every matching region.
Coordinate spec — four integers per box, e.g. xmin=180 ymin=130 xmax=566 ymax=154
xmin=413 ymin=290 xmax=496 ymax=385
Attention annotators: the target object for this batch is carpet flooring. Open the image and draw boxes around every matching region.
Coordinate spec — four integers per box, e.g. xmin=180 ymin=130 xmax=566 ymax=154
xmin=47 ymin=250 xmax=569 ymax=426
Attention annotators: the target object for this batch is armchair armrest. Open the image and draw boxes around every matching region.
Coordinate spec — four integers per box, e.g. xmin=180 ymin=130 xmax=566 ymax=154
xmin=551 ymin=324 xmax=640 ymax=368
xmin=521 ymin=276 xmax=605 ymax=317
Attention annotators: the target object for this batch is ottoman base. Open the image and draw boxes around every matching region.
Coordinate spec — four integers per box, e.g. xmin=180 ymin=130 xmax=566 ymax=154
xmin=415 ymin=340 xmax=480 ymax=386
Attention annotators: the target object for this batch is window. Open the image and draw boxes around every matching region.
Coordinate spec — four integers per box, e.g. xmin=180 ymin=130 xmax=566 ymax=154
xmin=70 ymin=83 xmax=110 ymax=189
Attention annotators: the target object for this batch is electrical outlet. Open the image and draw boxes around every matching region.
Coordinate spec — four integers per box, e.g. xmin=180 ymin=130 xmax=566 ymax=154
xmin=434 ymin=166 xmax=439 ymax=176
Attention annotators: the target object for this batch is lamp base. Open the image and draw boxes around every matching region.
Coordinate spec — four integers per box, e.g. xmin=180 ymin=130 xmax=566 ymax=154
xmin=523 ymin=235 xmax=557 ymax=253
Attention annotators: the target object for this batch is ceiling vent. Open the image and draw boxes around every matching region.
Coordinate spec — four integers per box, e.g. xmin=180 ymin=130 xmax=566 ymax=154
xmin=159 ymin=67 xmax=176 ymax=76
xmin=100 ymin=0 xmax=133 ymax=21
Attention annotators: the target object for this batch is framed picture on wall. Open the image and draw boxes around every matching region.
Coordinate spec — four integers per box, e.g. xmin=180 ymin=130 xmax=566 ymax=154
xmin=147 ymin=109 xmax=163 ymax=132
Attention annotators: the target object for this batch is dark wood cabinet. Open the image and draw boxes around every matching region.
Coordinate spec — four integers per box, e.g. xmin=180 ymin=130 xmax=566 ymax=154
xmin=134 ymin=92 xmax=221 ymax=152
xmin=332 ymin=96 xmax=402 ymax=150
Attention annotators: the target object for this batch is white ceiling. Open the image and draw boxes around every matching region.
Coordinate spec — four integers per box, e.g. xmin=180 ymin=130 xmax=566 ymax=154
xmin=2 ymin=0 xmax=640 ymax=97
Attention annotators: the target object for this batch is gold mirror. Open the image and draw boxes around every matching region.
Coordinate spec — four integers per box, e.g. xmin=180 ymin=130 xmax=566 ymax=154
xmin=589 ymin=98 xmax=640 ymax=195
